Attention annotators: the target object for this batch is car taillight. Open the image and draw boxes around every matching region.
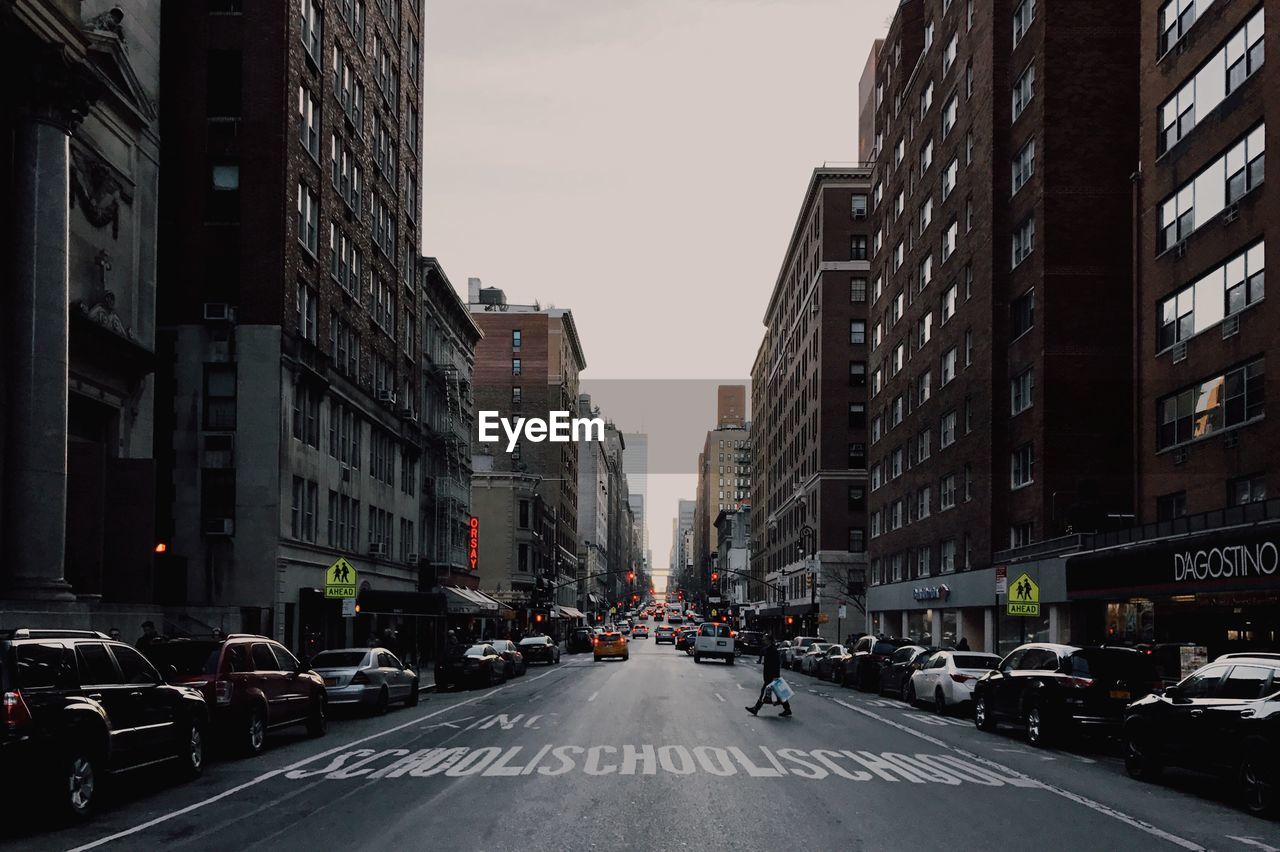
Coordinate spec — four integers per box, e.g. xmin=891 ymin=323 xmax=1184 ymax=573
xmin=352 ymin=671 xmax=370 ymax=685
xmin=1064 ymin=676 xmax=1095 ymax=688
xmin=214 ymin=679 xmax=234 ymax=706
xmin=950 ymin=673 xmax=975 ymax=684
xmin=3 ymin=690 xmax=33 ymax=732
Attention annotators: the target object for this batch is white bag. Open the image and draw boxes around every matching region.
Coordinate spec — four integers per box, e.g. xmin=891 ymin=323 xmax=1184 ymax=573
xmin=769 ymin=677 xmax=794 ymax=703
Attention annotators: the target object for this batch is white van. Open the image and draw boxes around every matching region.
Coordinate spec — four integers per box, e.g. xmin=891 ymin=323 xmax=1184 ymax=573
xmin=693 ymin=622 xmax=735 ymax=664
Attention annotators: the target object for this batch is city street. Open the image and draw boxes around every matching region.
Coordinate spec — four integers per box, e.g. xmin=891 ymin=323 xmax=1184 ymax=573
xmin=16 ymin=638 xmax=1280 ymax=852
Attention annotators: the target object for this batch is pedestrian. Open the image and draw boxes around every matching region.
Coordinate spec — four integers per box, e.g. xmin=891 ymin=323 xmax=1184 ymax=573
xmin=746 ymin=635 xmax=792 ymax=717
xmin=212 ymin=627 xmax=225 ymax=642
xmin=136 ymin=620 xmax=160 ymax=649
xmin=956 ymin=637 xmax=971 ymax=651
xmin=108 ymin=627 xmax=121 ymax=642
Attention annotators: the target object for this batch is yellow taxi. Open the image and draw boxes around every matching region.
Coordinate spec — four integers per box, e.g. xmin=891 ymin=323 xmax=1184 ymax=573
xmin=593 ymin=631 xmax=629 ymax=661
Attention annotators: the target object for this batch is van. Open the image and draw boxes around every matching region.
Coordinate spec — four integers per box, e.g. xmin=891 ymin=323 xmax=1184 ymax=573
xmin=693 ymin=623 xmax=735 ymax=664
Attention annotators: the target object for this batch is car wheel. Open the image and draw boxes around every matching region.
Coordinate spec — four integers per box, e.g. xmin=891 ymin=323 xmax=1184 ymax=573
xmin=406 ymin=679 xmax=420 ymax=706
xmin=594 ymin=655 xmax=602 ymax=662
xmin=904 ymin=680 xmax=916 ymax=705
xmin=306 ymin=694 xmax=327 ymax=738
xmin=623 ymin=653 xmax=629 ymax=661
xmin=935 ymin=688 xmax=947 ymax=716
xmin=62 ymin=747 xmax=100 ymax=821
xmin=245 ymin=704 xmax=267 ymax=755
xmin=1239 ymin=751 xmax=1277 ymax=816
xmin=974 ymin=695 xmax=996 ymax=731
xmin=727 ymin=654 xmax=735 ymax=666
xmin=375 ymin=686 xmax=389 ymax=715
xmin=1026 ymin=705 xmax=1050 ymax=748
xmin=1124 ymin=731 xmax=1161 ymax=782
xmin=180 ymin=718 xmax=205 ymax=779
xmin=694 ymin=653 xmax=702 ymax=664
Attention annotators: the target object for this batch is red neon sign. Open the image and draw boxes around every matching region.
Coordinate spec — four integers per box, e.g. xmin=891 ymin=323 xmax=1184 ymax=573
xmin=469 ymin=517 xmax=479 ymax=570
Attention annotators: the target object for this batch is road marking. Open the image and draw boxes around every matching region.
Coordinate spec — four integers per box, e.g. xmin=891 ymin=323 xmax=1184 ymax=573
xmin=67 ymin=669 xmax=566 ymax=852
xmin=588 ymin=691 xmax=599 ymax=702
xmin=736 ymin=682 xmax=745 ymax=690
xmin=1228 ymin=837 xmax=1280 ymax=852
xmin=832 ymin=699 xmax=1205 ymax=851
xmin=714 ymin=693 xmax=725 ymax=702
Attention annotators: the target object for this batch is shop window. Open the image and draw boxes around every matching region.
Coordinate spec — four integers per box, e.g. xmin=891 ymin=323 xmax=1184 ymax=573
xmin=1156 ymin=491 xmax=1186 ymax=522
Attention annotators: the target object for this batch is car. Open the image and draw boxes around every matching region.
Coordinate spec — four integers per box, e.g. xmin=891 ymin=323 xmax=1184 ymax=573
xmin=668 ymin=615 xmax=685 ymax=627
xmin=816 ymin=645 xmax=853 ymax=682
xmin=797 ymin=642 xmax=831 ymax=675
xmin=694 ymin=623 xmax=735 ymax=664
xmin=654 ymin=625 xmax=676 ymax=645
xmin=619 ymin=624 xmax=632 ymax=637
xmin=737 ymin=630 xmax=768 ymax=656
xmin=1 ymin=628 xmax=210 ymax=820
xmin=908 ymin=650 xmax=1001 ymax=713
xmin=842 ymin=636 xmax=906 ymax=691
xmin=677 ymin=629 xmax=698 ymax=654
xmin=308 ymin=647 xmax=418 ymax=713
xmin=489 ymin=640 xmax=527 ymax=678
xmin=568 ymin=628 xmax=595 ymax=654
xmin=435 ymin=644 xmax=507 ymax=690
xmin=782 ymin=636 xmax=824 ymax=671
xmin=631 ymin=625 xmax=649 ymax=639
xmin=144 ymin=633 xmax=327 ymax=757
xmin=518 ymin=635 xmax=561 ymax=665
xmin=878 ymin=645 xmax=933 ymax=699
xmin=594 ymin=632 xmax=628 ymax=661
xmin=973 ymin=643 xmax=1160 ymax=748
xmin=1123 ymin=652 xmax=1280 ymax=816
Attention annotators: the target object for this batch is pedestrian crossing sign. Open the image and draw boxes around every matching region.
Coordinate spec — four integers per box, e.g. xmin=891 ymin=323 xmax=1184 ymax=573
xmin=1006 ymin=572 xmax=1039 ymax=616
xmin=325 ymin=557 xmax=358 ymax=599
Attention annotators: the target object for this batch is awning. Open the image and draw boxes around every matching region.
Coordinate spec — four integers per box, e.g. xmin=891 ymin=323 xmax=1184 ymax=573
xmin=356 ymin=590 xmax=445 ymax=616
xmin=443 ymin=586 xmax=508 ymax=615
xmin=556 ymin=606 xmax=585 ymax=619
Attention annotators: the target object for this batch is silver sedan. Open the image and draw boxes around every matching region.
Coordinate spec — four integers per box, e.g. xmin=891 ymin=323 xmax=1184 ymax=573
xmin=310 ymin=647 xmax=419 ymax=714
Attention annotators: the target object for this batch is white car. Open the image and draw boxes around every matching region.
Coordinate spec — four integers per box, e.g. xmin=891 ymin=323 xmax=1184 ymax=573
xmin=693 ymin=622 xmax=735 ymax=664
xmin=908 ymin=650 xmax=1002 ymax=713
xmin=798 ymin=642 xmax=831 ymax=675
xmin=782 ymin=636 xmax=824 ymax=670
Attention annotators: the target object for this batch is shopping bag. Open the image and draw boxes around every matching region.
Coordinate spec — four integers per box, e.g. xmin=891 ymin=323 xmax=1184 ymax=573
xmin=770 ymin=677 xmax=794 ymax=703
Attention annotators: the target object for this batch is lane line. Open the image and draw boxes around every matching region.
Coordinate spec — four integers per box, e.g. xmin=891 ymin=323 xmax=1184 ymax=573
xmin=736 ymin=682 xmax=745 ymax=690
xmin=588 ymin=691 xmax=599 ymax=702
xmin=831 ymin=699 xmax=1204 ymax=851
xmin=68 ymin=668 xmax=567 ymax=852
xmin=1228 ymin=837 xmax=1280 ymax=852
xmin=714 ymin=693 xmax=725 ymax=703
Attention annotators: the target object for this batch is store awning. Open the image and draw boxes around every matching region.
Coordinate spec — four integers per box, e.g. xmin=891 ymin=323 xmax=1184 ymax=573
xmin=356 ymin=590 xmax=445 ymax=616
xmin=443 ymin=586 xmax=508 ymax=615
xmin=557 ymin=606 xmax=585 ymax=619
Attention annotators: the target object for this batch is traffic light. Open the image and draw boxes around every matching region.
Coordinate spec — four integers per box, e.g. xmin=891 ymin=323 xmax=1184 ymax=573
xmin=632 ymin=593 xmax=639 ymax=601
xmin=786 ymin=615 xmax=794 ymax=626
xmin=534 ymin=612 xmax=544 ymax=623
xmin=627 ymin=571 xmax=636 ymax=582
xmin=710 ymin=572 xmax=719 ymax=583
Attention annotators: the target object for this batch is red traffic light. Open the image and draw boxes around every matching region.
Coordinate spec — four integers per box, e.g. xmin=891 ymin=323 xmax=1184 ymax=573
xmin=627 ymin=571 xmax=636 ymax=582
xmin=785 ymin=615 xmax=794 ymax=625
xmin=710 ymin=572 xmax=719 ymax=583
xmin=632 ymin=593 xmax=639 ymax=601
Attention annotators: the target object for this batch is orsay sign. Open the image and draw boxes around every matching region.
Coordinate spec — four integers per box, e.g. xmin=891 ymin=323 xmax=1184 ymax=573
xmin=1173 ymin=540 xmax=1279 ymax=582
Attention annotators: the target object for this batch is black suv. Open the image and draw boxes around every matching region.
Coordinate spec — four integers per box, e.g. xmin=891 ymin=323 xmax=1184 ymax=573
xmin=737 ymin=631 xmax=767 ymax=656
xmin=1 ymin=629 xmax=208 ymax=820
xmin=1124 ymin=652 xmax=1280 ymax=816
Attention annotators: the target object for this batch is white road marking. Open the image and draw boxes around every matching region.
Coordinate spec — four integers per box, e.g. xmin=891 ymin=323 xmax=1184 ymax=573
xmin=1228 ymin=837 xmax=1280 ymax=852
xmin=832 ymin=699 xmax=1205 ymax=851
xmin=714 ymin=693 xmax=725 ymax=702
xmin=736 ymin=682 xmax=745 ymax=690
xmin=588 ymin=691 xmax=599 ymax=702
xmin=67 ymin=668 xmax=566 ymax=852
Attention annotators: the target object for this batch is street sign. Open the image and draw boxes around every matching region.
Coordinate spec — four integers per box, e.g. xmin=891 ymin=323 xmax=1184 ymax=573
xmin=710 ymin=608 xmax=718 ymax=617
xmin=341 ymin=598 xmax=356 ymax=617
xmin=995 ymin=565 xmax=1008 ymax=595
xmin=838 ymin=605 xmax=847 ymax=619
xmin=816 ymin=613 xmax=829 ymax=624
xmin=325 ymin=557 xmax=358 ymax=599
xmin=1006 ymin=572 xmax=1039 ymax=616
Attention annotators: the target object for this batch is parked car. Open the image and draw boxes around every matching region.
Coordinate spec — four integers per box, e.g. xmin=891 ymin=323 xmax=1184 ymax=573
xmin=798 ymin=642 xmax=831 ymax=675
xmin=908 ymin=650 xmax=1000 ymax=713
xmin=694 ymin=623 xmax=735 ymax=664
xmin=1123 ymin=652 xmax=1280 ymax=816
xmin=518 ymin=635 xmax=561 ymax=665
xmin=435 ymin=644 xmax=507 ymax=690
xmin=737 ymin=630 xmax=768 ymax=656
xmin=878 ymin=645 xmax=933 ymax=700
xmin=308 ymin=647 xmax=418 ymax=713
xmin=489 ymin=640 xmax=527 ymax=678
xmin=1 ymin=628 xmax=209 ymax=820
xmin=595 ymin=632 xmax=629 ymax=662
xmin=815 ymin=645 xmax=852 ymax=682
xmin=568 ymin=628 xmax=595 ymax=654
xmin=677 ymin=629 xmax=698 ymax=654
xmin=632 ymin=625 xmax=649 ymax=639
xmin=782 ymin=637 xmax=824 ymax=671
xmin=655 ymin=625 xmax=676 ymax=645
xmin=842 ymin=636 xmax=906 ymax=691
xmin=973 ymin=643 xmax=1160 ymax=747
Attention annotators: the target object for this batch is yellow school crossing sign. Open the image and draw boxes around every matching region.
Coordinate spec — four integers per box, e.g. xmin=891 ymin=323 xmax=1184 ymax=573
xmin=1007 ymin=572 xmax=1039 ymax=616
xmin=325 ymin=558 xmax=358 ymax=599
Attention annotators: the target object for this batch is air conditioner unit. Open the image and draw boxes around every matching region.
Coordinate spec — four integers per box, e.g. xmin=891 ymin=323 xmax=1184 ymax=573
xmin=853 ymin=210 xmax=867 ymax=219
xmin=1172 ymin=341 xmax=1188 ymax=363
xmin=376 ymin=389 xmax=396 ymax=404
xmin=204 ymin=517 xmax=234 ymax=536
xmin=512 ymin=368 xmax=522 ymax=376
xmin=1173 ymin=448 xmax=1188 ymax=465
xmin=407 ymin=552 xmax=419 ymax=564
xmin=203 ymin=302 xmax=235 ymax=322
xmin=400 ymin=406 xmax=417 ymax=420
xmin=1222 ymin=315 xmax=1240 ymax=338
xmin=370 ymin=542 xmax=387 ymax=557
xmin=1174 ymin=241 xmax=1188 ymax=259
xmin=1222 ymin=204 xmax=1240 ymax=224
xmin=1224 ymin=432 xmax=1240 ymax=449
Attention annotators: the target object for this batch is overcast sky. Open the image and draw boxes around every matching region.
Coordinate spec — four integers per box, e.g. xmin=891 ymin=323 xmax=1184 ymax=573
xmin=423 ymin=0 xmax=897 ymax=582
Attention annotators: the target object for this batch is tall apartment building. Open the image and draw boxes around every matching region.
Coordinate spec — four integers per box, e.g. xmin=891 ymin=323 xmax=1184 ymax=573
xmin=468 ymin=281 xmax=586 ymax=618
xmin=156 ymin=0 xmax=428 ymax=648
xmin=672 ymin=498 xmax=696 ymax=577
xmin=692 ymin=385 xmax=751 ymax=603
xmin=858 ymin=39 xmax=884 ymax=162
xmin=1065 ymin=0 xmax=1278 ymax=654
xmin=623 ymin=431 xmax=650 ymax=573
xmin=863 ymin=0 xmax=1139 ymax=652
xmin=749 ymin=167 xmax=873 ymax=637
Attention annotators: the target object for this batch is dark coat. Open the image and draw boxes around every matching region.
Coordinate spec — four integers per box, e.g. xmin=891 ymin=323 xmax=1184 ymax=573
xmin=762 ymin=643 xmax=782 ymax=681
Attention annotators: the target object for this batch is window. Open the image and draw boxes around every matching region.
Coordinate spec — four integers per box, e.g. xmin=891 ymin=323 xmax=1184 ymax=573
xmin=1159 ymin=0 xmax=1220 ymax=56
xmin=1230 ymin=474 xmax=1267 ymax=506
xmin=1158 ymin=11 xmax=1263 ymax=154
xmin=851 ymin=278 xmax=868 ymax=302
xmin=920 ymin=138 xmax=934 ymax=174
xmin=1011 ymin=289 xmax=1035 ymax=338
xmin=1012 ymin=139 xmax=1035 ymax=194
xmin=940 ymin=475 xmax=957 ymax=510
xmin=1010 ymin=523 xmax=1034 ymax=549
xmin=848 ymin=442 xmax=866 ymax=468
xmin=894 ymin=193 xmax=905 ymax=219
xmin=1012 ymin=63 xmax=1035 ymax=121
xmin=1157 ymin=491 xmax=1187 ymax=522
xmin=1158 ymin=358 xmax=1265 ymax=449
xmin=850 ymin=361 xmax=867 ymax=386
xmin=848 ymin=486 xmax=866 ymax=510
xmin=964 ymin=329 xmax=974 ymax=366
xmin=512 ymin=329 xmax=522 ymax=350
xmin=917 ymin=428 xmax=932 ymax=462
xmin=941 ymin=94 xmax=957 ymax=137
xmin=920 ymin=80 xmax=934 ymax=118
xmin=852 ymin=194 xmax=868 ymax=217
xmin=1012 ymin=0 xmax=1035 ymax=46
xmin=296 ymin=282 xmax=317 ymax=342
xmin=917 ymin=312 xmax=934 ymax=347
xmin=849 ymin=402 xmax=866 ymax=427
xmin=917 ymin=487 xmax=932 ymax=520
xmin=296 ymin=183 xmax=318 ymax=255
xmin=297 ymin=86 xmax=320 ymax=159
xmin=891 ymin=447 xmax=904 ymax=478
xmin=924 ymin=19 xmax=935 ymax=50
xmin=1012 ymin=217 xmax=1035 ymax=267
xmin=871 ymin=415 xmax=882 ymax=444
xmin=941 ymin=348 xmax=957 ymax=385
xmin=203 ymin=364 xmax=237 ymax=429
xmin=1011 ymin=443 xmax=1034 ymax=489
xmin=300 ymin=0 xmax=321 ymax=65
xmin=891 ymin=394 xmax=904 ymax=427
xmin=1011 ymin=368 xmax=1034 ymax=415
xmin=893 ymin=241 xmax=904 ymax=272
xmin=891 ymin=499 xmax=904 ymax=530
xmin=918 ymin=369 xmax=932 ymax=404
xmin=1159 ymin=241 xmax=1265 ymax=351
xmin=966 ymin=61 xmax=974 ymax=97
xmin=942 ymin=158 xmax=958 ymax=199
xmin=851 ymin=236 xmax=868 ymax=260
xmin=919 ymin=199 xmax=934 ymax=236
xmin=849 ymin=528 xmax=866 ymax=553
xmin=942 ymin=220 xmax=958 ymax=261
xmin=942 ymin=32 xmax=957 ymax=75
xmin=941 ymin=284 xmax=957 ymax=323
xmin=964 ymin=463 xmax=973 ymax=502
xmin=1158 ymin=124 xmax=1265 ymax=252
xmin=938 ymin=411 xmax=956 ymax=449
xmin=850 ymin=321 xmax=866 ymax=344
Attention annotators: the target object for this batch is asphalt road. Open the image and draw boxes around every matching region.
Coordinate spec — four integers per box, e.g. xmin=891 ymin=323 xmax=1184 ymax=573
xmin=13 ymin=637 xmax=1280 ymax=852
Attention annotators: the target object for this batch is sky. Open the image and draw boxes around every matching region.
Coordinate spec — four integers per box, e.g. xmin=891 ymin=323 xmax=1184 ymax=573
xmin=423 ymin=0 xmax=898 ymax=580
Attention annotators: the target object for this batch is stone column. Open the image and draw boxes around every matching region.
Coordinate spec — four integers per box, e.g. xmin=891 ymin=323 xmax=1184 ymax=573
xmin=3 ymin=51 xmax=94 ymax=601
xmin=931 ymin=608 xmax=942 ymax=647
xmin=983 ymin=608 xmax=995 ymax=654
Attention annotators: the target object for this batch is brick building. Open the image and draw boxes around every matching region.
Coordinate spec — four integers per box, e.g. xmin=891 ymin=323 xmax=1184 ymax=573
xmin=692 ymin=386 xmax=751 ymax=608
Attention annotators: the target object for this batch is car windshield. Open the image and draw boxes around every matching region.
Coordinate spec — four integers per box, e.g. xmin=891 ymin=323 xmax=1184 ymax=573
xmin=600 ymin=633 xmax=621 ymax=641
xmin=310 ymin=651 xmax=367 ymax=668
xmin=464 ymin=645 xmax=491 ymax=656
xmin=953 ymin=654 xmax=999 ymax=669
xmin=142 ymin=640 xmax=222 ymax=676
xmin=519 ymin=637 xmax=548 ymax=646
xmin=873 ymin=642 xmax=901 ymax=655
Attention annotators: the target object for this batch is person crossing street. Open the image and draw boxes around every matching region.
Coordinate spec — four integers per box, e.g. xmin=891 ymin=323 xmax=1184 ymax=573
xmin=746 ymin=635 xmax=791 ymax=717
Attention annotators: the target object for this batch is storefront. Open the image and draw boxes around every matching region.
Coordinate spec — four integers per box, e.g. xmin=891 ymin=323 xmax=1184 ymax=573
xmin=1066 ymin=521 xmax=1280 ymax=667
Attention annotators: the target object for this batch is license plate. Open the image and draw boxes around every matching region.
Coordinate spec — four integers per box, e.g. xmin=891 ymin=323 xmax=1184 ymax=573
xmin=324 ymin=678 xmax=337 ymax=686
xmin=717 ymin=641 xmax=726 ymax=646
xmin=1109 ymin=690 xmax=1130 ymax=700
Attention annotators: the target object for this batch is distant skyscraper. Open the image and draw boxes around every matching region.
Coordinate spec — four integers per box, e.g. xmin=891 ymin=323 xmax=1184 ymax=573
xmin=623 ymin=432 xmax=649 ymax=559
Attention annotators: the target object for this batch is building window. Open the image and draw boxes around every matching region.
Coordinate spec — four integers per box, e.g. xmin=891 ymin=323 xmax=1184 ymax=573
xmin=849 ymin=402 xmax=866 ymax=427
xmin=917 ymin=427 xmax=932 ymax=463
xmin=1158 ymin=358 xmax=1265 ymax=449
xmin=872 ymin=415 xmax=882 ymax=444
xmin=1158 ymin=123 xmax=1265 ymax=252
xmin=1012 ymin=217 xmax=1035 ymax=268
xmin=919 ymin=200 xmax=934 ymax=237
xmin=966 ymin=61 xmax=974 ymax=97
xmin=895 ymin=137 xmax=905 ymax=167
xmin=891 ymin=447 xmax=904 ymax=478
xmin=850 ymin=361 xmax=866 ymax=386
xmin=943 ymin=32 xmax=957 ymax=75
xmin=920 ymin=80 xmax=934 ymax=118
xmin=920 ymin=138 xmax=934 ymax=175
xmin=852 ymin=194 xmax=868 ymax=217
xmin=296 ymin=282 xmax=318 ymax=342
xmin=297 ymin=86 xmax=320 ymax=160
xmin=941 ymin=284 xmax=957 ymax=324
xmin=1158 ymin=240 xmax=1265 ymax=351
xmin=1011 ymin=289 xmax=1035 ymax=339
xmin=942 ymin=220 xmax=958 ymax=261
xmin=849 ymin=528 xmax=866 ymax=553
xmin=1230 ymin=474 xmax=1267 ymax=505
xmin=964 ymin=464 xmax=973 ymax=502
xmin=940 ymin=475 xmax=957 ymax=510
xmin=939 ymin=539 xmax=956 ymax=573
xmin=1010 ymin=523 xmax=1034 ymax=549
xmin=1012 ymin=139 xmax=1035 ymax=195
xmin=941 ymin=348 xmax=957 ymax=385
xmin=916 ymin=546 xmax=932 ymax=578
xmin=918 ymin=369 xmax=932 ymax=404
xmin=940 ymin=410 xmax=957 ymax=448
xmin=1012 ymin=63 xmax=1035 ymax=122
xmin=1011 ymin=368 xmax=1034 ymax=415
xmin=924 ymin=19 xmax=935 ymax=50
xmin=917 ymin=486 xmax=932 ymax=520
xmin=942 ymin=158 xmax=958 ymax=199
xmin=1011 ymin=443 xmax=1035 ymax=489
xmin=850 ymin=320 xmax=866 ymax=344
xmin=1159 ymin=0 xmax=1216 ymax=56
xmin=893 ymin=241 xmax=905 ymax=271
xmin=203 ymin=364 xmax=237 ymax=429
xmin=848 ymin=442 xmax=866 ymax=468
xmin=300 ymin=0 xmax=321 ymax=65
xmin=917 ymin=312 xmax=934 ymax=348
xmin=512 ymin=358 xmax=522 ymax=376
xmin=512 ymin=386 xmax=522 ymax=405
xmin=941 ymin=94 xmax=957 ymax=137
xmin=848 ymin=486 xmax=866 ymax=510
xmin=851 ymin=236 xmax=868 ymax=260
xmin=851 ymin=278 xmax=868 ymax=302
xmin=1157 ymin=491 xmax=1187 ymax=522
xmin=296 ymin=183 xmax=318 ymax=255
xmin=1012 ymin=0 xmax=1035 ymax=46
xmin=891 ymin=394 xmax=904 ymax=427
